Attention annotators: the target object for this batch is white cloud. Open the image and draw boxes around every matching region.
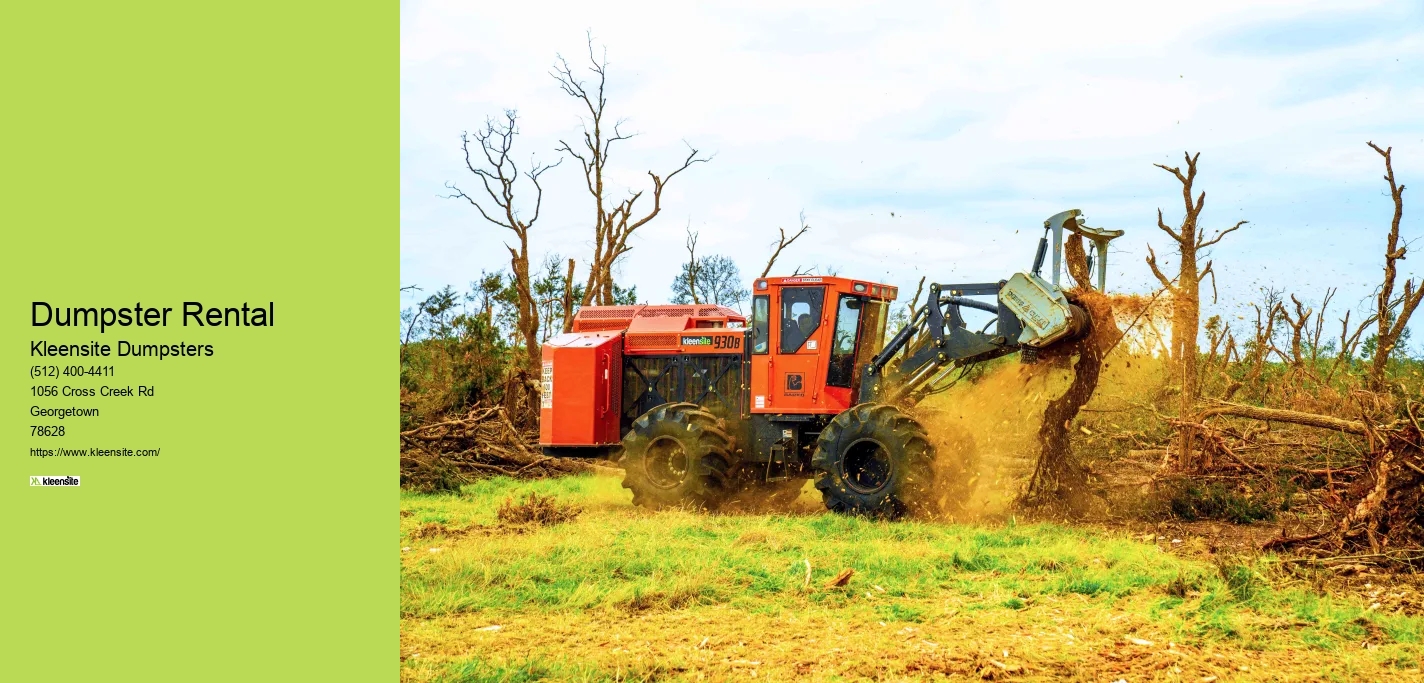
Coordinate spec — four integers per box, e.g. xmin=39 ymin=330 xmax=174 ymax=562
xmin=402 ymin=0 xmax=1424 ymax=341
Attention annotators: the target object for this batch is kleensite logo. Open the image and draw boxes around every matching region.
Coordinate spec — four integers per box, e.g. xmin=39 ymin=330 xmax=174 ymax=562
xmin=31 ymin=475 xmax=81 ymax=487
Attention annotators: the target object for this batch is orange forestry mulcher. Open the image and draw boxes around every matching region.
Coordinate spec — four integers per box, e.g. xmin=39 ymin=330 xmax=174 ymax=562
xmin=540 ymin=210 xmax=1121 ymax=517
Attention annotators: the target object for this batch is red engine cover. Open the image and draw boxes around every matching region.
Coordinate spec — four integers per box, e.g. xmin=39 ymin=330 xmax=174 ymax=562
xmin=538 ymin=332 xmax=623 ymax=446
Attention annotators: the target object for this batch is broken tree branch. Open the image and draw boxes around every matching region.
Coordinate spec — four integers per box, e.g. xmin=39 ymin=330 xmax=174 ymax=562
xmin=761 ymin=211 xmax=811 ymax=278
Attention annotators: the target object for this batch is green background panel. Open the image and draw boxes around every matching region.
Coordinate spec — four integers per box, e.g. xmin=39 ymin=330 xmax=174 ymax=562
xmin=1 ymin=2 xmax=393 ymax=680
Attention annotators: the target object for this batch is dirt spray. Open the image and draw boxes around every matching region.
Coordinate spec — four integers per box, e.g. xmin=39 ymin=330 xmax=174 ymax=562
xmin=912 ymin=289 xmax=1159 ymax=520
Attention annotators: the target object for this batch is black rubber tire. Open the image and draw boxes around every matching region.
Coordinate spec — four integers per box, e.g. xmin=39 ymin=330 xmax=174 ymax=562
xmin=621 ymin=402 xmax=735 ymax=510
xmin=812 ymin=404 xmax=935 ymax=518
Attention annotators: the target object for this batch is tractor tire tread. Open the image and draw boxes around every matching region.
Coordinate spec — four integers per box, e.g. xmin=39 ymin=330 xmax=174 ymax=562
xmin=621 ymin=402 xmax=736 ymax=510
xmin=812 ymin=402 xmax=935 ymax=519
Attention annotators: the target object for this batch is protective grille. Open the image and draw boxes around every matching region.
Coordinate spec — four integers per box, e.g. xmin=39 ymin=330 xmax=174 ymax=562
xmin=627 ymin=334 xmax=678 ymax=348
xmin=636 ymin=307 xmax=695 ymax=317
xmin=622 ymin=354 xmax=744 ymax=426
xmin=581 ymin=306 xmax=640 ymax=319
xmin=573 ymin=320 xmax=627 ymax=332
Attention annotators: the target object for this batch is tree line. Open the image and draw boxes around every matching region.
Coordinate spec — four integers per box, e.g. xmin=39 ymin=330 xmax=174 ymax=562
xmin=403 ymin=35 xmax=1424 ymax=497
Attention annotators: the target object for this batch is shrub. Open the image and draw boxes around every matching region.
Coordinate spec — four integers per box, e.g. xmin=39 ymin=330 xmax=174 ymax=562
xmin=1165 ymin=481 xmax=1275 ymax=524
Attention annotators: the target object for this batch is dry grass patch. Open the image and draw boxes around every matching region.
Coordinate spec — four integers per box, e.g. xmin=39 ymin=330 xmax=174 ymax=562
xmin=496 ymin=491 xmax=582 ymax=527
xmin=410 ymin=522 xmax=454 ymax=540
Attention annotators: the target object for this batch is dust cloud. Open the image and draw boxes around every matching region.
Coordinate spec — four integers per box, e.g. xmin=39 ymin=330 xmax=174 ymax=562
xmin=912 ymin=291 xmax=1163 ymax=520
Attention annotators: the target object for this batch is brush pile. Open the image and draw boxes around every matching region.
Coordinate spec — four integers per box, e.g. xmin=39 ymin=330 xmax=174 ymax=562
xmin=399 ymin=404 xmax=609 ymax=492
xmin=1253 ymin=400 xmax=1424 ymax=564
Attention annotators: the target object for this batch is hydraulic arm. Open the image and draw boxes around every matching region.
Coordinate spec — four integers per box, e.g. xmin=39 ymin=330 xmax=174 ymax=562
xmin=858 ymin=280 xmax=1024 ymax=404
xmin=857 ymin=209 xmax=1121 ymax=405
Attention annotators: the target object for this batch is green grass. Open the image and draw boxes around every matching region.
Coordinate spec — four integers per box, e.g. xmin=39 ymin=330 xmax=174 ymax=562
xmin=434 ymin=657 xmax=607 ymax=683
xmin=400 ymin=475 xmax=1424 ymax=681
xmin=402 ymin=477 xmax=1195 ymax=618
xmin=1165 ymin=481 xmax=1279 ymax=524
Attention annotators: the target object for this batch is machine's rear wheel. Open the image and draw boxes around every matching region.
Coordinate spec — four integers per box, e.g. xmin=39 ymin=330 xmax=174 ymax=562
xmin=621 ymin=403 xmax=735 ymax=509
xmin=812 ymin=404 xmax=935 ymax=518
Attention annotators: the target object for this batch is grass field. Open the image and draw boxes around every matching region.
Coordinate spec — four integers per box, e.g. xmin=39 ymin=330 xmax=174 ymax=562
xmin=400 ymin=475 xmax=1424 ymax=681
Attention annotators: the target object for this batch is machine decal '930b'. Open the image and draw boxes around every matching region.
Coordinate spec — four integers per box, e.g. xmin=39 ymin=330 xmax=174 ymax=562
xmin=680 ymin=336 xmax=741 ymax=349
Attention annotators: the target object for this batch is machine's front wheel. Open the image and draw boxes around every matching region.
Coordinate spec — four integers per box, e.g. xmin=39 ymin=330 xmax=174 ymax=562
xmin=621 ymin=402 xmax=735 ymax=510
xmin=812 ymin=404 xmax=935 ymax=518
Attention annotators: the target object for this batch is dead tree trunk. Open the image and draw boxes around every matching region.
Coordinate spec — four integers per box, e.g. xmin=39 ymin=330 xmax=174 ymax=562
xmin=685 ymin=225 xmax=701 ymax=304
xmin=444 ymin=110 xmax=559 ymax=374
xmin=1366 ymin=142 xmax=1422 ymax=390
xmin=561 ymin=258 xmax=577 ymax=333
xmin=1021 ymin=288 xmax=1124 ymax=516
xmin=1283 ymin=294 xmax=1311 ymax=369
xmin=1145 ymin=152 xmax=1246 ymax=471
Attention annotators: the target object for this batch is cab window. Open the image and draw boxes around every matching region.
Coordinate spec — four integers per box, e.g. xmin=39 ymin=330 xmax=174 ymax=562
xmin=779 ymin=287 xmax=824 ymax=353
xmin=827 ymin=295 xmax=862 ymax=387
xmin=751 ymin=295 xmax=769 ymax=354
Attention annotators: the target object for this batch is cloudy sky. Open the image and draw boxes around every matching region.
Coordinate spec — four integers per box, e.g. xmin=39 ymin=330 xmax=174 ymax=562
xmin=401 ymin=0 xmax=1424 ymax=343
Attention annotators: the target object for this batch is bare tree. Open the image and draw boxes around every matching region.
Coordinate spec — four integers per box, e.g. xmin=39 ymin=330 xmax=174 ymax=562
xmin=561 ymin=258 xmax=577 ymax=333
xmin=1202 ymin=315 xmax=1229 ymax=380
xmin=1307 ymin=288 xmax=1336 ymax=367
xmin=444 ymin=110 xmax=560 ymax=374
xmin=1366 ymin=142 xmax=1421 ymax=389
xmin=400 ymin=285 xmax=424 ymax=347
xmin=553 ymin=36 xmax=709 ymax=306
xmin=1144 ymin=152 xmax=1246 ymax=471
xmin=760 ymin=212 xmax=812 ymax=278
xmin=684 ymin=224 xmax=701 ymax=305
xmin=1326 ymin=308 xmax=1376 ymax=383
xmin=1244 ymin=291 xmax=1283 ymax=393
xmin=1281 ymin=294 xmax=1312 ymax=368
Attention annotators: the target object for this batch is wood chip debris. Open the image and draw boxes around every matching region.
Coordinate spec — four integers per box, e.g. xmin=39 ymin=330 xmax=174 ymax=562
xmin=824 ymin=568 xmax=854 ymax=588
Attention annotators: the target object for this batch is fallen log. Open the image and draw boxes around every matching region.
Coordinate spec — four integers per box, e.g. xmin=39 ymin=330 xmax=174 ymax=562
xmin=1197 ymin=401 xmax=1367 ymax=435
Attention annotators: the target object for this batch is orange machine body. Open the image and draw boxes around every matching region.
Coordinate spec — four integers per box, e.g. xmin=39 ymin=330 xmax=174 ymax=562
xmin=747 ymin=276 xmax=896 ymax=416
xmin=539 ymin=278 xmax=898 ymax=449
xmin=538 ymin=332 xmax=623 ymax=446
xmin=571 ymin=303 xmax=747 ymax=355
xmin=539 ymin=304 xmax=746 ymax=447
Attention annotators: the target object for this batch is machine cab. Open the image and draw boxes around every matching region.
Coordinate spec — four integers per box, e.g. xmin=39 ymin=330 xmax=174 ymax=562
xmin=747 ymin=276 xmax=896 ymax=414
